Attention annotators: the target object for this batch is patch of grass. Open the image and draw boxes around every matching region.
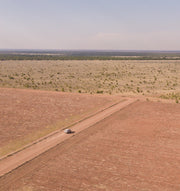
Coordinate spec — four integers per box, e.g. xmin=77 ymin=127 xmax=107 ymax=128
xmin=97 ymin=90 xmax=103 ymax=94
xmin=160 ymin=92 xmax=180 ymax=103
xmin=160 ymin=92 xmax=180 ymax=99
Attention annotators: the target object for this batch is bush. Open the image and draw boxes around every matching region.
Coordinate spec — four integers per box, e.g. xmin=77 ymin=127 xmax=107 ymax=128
xmin=97 ymin=90 xmax=103 ymax=94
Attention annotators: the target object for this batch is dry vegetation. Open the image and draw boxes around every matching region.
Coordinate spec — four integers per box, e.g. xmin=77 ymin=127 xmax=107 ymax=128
xmin=0 ymin=60 xmax=179 ymax=101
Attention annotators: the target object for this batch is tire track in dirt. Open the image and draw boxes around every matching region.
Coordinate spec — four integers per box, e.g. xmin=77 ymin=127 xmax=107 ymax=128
xmin=0 ymin=98 xmax=136 ymax=178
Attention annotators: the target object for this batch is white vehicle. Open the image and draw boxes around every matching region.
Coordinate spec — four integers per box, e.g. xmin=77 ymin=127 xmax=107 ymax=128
xmin=64 ymin=129 xmax=72 ymax=134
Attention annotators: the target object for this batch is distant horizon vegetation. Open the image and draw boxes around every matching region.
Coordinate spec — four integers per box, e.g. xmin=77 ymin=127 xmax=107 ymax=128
xmin=1 ymin=50 xmax=180 ymax=60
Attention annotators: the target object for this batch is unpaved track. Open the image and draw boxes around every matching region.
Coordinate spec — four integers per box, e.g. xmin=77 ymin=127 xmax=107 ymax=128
xmin=0 ymin=98 xmax=136 ymax=177
xmin=0 ymin=87 xmax=120 ymax=149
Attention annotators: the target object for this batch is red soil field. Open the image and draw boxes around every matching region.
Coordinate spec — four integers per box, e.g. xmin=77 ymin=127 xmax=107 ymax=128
xmin=0 ymin=101 xmax=180 ymax=191
xmin=0 ymin=99 xmax=134 ymax=177
xmin=0 ymin=88 xmax=119 ymax=155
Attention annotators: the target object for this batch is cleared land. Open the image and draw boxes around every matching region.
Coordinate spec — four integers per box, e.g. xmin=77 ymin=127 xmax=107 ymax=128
xmin=0 ymin=60 xmax=179 ymax=100
xmin=0 ymin=99 xmax=135 ymax=177
xmin=0 ymin=101 xmax=179 ymax=191
xmin=0 ymin=60 xmax=179 ymax=190
xmin=0 ymin=88 xmax=120 ymax=157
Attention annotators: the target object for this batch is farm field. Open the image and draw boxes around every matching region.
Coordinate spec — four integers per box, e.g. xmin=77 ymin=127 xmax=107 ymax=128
xmin=0 ymin=59 xmax=179 ymax=190
xmin=0 ymin=87 xmax=120 ymax=157
xmin=1 ymin=0 xmax=180 ymax=190
xmin=0 ymin=101 xmax=180 ymax=191
xmin=0 ymin=60 xmax=179 ymax=101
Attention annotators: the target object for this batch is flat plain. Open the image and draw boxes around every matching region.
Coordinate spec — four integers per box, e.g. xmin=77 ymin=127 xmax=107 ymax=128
xmin=0 ymin=101 xmax=180 ymax=191
xmin=0 ymin=60 xmax=180 ymax=190
xmin=0 ymin=87 xmax=119 ymax=157
xmin=0 ymin=60 xmax=179 ymax=100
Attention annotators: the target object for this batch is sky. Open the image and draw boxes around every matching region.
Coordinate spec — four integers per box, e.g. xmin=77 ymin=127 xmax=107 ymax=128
xmin=0 ymin=0 xmax=180 ymax=50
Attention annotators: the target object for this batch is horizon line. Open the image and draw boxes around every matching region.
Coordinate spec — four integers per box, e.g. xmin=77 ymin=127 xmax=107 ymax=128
xmin=0 ymin=49 xmax=180 ymax=52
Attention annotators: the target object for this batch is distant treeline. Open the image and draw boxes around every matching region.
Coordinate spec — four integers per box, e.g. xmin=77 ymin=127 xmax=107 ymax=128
xmin=1 ymin=54 xmax=180 ymax=61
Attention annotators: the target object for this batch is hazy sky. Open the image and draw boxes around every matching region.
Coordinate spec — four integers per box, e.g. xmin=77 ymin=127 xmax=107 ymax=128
xmin=0 ymin=0 xmax=180 ymax=50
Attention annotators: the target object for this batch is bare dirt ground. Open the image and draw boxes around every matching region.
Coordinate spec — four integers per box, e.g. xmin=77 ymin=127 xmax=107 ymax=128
xmin=0 ymin=99 xmax=135 ymax=177
xmin=0 ymin=101 xmax=180 ymax=191
xmin=0 ymin=88 xmax=120 ymax=156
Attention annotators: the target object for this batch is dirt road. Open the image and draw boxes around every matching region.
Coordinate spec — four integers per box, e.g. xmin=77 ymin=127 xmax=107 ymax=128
xmin=1 ymin=100 xmax=180 ymax=191
xmin=0 ymin=98 xmax=136 ymax=178
xmin=0 ymin=87 xmax=120 ymax=156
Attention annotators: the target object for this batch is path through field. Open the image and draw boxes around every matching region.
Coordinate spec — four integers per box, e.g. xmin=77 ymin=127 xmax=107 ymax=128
xmin=0 ymin=98 xmax=135 ymax=178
